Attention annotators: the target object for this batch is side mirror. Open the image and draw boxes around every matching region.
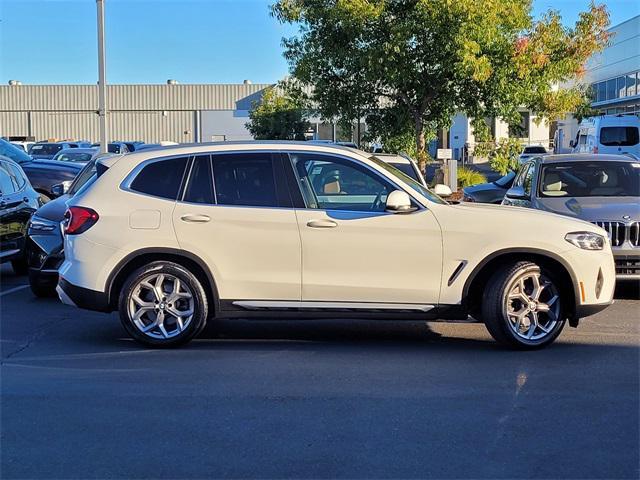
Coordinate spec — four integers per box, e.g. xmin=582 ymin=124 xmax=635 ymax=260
xmin=51 ymin=183 xmax=68 ymax=197
xmin=433 ymin=183 xmax=453 ymax=197
xmin=505 ymin=186 xmax=529 ymax=200
xmin=569 ymin=140 xmax=575 ymax=148
xmin=385 ymin=190 xmax=417 ymax=214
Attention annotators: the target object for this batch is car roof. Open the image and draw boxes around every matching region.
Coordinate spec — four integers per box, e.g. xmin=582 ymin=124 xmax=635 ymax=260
xmin=539 ymin=153 xmax=638 ymax=164
xmin=374 ymin=153 xmax=411 ymax=164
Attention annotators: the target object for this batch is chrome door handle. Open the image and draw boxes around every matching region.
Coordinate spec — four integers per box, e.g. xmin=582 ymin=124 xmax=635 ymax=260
xmin=180 ymin=214 xmax=210 ymax=223
xmin=307 ymin=219 xmax=338 ymax=229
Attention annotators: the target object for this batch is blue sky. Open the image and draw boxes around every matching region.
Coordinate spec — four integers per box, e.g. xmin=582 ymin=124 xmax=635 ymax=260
xmin=1 ymin=0 xmax=638 ymax=85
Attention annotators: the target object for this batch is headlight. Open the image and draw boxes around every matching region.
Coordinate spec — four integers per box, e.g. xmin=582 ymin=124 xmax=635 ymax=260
xmin=565 ymin=232 xmax=605 ymax=250
xmin=29 ymin=216 xmax=59 ymax=233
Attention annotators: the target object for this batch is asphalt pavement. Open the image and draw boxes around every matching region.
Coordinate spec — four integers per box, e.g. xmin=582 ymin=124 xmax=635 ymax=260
xmin=1 ymin=264 xmax=638 ymax=479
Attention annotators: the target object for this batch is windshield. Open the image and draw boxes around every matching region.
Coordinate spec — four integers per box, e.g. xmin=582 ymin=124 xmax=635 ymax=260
xmin=29 ymin=144 xmax=63 ymax=156
xmin=0 ymin=139 xmax=32 ymax=164
xmin=53 ymin=152 xmax=94 ymax=163
xmin=494 ymin=171 xmax=516 ymax=187
xmin=540 ymin=161 xmax=640 ymax=198
xmin=368 ymin=155 xmax=447 ymax=204
xmin=388 ymin=162 xmax=419 ymax=182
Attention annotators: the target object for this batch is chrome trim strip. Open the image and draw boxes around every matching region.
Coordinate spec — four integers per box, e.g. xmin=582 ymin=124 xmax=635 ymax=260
xmin=232 ymin=300 xmax=435 ymax=312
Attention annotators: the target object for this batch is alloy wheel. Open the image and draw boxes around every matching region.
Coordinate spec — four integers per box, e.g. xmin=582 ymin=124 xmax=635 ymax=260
xmin=503 ymin=271 xmax=561 ymax=341
xmin=128 ymin=273 xmax=195 ymax=340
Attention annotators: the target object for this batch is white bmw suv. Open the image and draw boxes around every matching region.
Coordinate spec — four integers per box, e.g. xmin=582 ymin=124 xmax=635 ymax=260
xmin=57 ymin=142 xmax=615 ymax=349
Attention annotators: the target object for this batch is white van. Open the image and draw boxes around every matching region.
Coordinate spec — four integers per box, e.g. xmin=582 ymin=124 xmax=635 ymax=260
xmin=571 ymin=114 xmax=640 ymax=156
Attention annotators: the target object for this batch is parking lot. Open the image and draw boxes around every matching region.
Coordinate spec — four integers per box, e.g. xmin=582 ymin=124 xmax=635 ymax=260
xmin=1 ymin=263 xmax=638 ymax=479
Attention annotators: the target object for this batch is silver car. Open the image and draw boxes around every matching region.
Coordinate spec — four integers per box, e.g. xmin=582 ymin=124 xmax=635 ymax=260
xmin=503 ymin=154 xmax=640 ymax=281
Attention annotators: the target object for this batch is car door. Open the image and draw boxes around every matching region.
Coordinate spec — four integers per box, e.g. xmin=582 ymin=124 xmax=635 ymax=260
xmin=0 ymin=161 xmax=33 ymax=259
xmin=172 ymin=152 xmax=302 ymax=303
xmin=286 ymin=151 xmax=442 ymax=306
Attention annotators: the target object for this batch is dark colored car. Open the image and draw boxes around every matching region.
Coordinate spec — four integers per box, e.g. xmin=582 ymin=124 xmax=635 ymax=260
xmin=27 ymin=158 xmax=98 ymax=296
xmin=462 ymin=171 xmax=516 ymax=204
xmin=119 ymin=141 xmax=145 ymax=152
xmin=28 ymin=141 xmax=89 ymax=160
xmin=0 ymin=157 xmax=41 ymax=274
xmin=0 ymin=139 xmax=83 ymax=202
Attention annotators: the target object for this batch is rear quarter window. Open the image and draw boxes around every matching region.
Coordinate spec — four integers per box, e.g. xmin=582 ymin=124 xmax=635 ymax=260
xmin=129 ymin=157 xmax=188 ymax=200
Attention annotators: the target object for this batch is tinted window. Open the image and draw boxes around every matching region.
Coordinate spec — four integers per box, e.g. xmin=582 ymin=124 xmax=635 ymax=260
xmin=54 ymin=152 xmax=94 ymax=163
xmin=523 ymin=146 xmax=547 ymax=154
xmin=291 ymin=153 xmax=396 ymax=211
xmin=600 ymin=127 xmax=639 ymax=146
xmin=6 ymin=163 xmax=26 ymax=190
xmin=184 ymin=155 xmax=214 ymax=204
xmin=522 ymin=163 xmax=535 ymax=195
xmin=540 ymin=162 xmax=640 ymax=197
xmin=29 ymin=144 xmax=62 ymax=155
xmin=213 ymin=153 xmax=278 ymax=207
xmin=0 ymin=162 xmax=18 ymax=195
xmin=69 ymin=160 xmax=97 ymax=195
xmin=130 ymin=157 xmax=188 ymax=200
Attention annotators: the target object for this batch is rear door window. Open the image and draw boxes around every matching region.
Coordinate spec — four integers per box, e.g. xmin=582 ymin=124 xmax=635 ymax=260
xmin=129 ymin=157 xmax=188 ymax=200
xmin=183 ymin=155 xmax=215 ymax=204
xmin=212 ymin=153 xmax=282 ymax=207
xmin=0 ymin=162 xmax=17 ymax=196
xmin=600 ymin=127 xmax=640 ymax=146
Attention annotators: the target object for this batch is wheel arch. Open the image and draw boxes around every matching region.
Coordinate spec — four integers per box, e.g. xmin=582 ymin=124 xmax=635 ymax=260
xmin=106 ymin=248 xmax=220 ymax=314
xmin=462 ymin=248 xmax=579 ymax=321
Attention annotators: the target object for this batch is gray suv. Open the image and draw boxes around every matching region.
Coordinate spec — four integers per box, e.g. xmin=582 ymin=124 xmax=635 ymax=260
xmin=503 ymin=154 xmax=640 ymax=281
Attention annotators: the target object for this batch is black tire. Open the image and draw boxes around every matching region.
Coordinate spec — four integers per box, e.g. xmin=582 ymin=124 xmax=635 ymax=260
xmin=482 ymin=261 xmax=566 ymax=349
xmin=11 ymin=257 xmax=29 ymax=276
xmin=118 ymin=261 xmax=209 ymax=347
xmin=28 ymin=271 xmax=57 ymax=297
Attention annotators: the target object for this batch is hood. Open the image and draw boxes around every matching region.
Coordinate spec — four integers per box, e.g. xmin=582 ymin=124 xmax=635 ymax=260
xmin=536 ymin=196 xmax=640 ymax=222
xmin=34 ymin=194 xmax=70 ymax=222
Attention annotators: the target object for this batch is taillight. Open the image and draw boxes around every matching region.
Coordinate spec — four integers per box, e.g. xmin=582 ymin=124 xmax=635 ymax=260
xmin=64 ymin=206 xmax=99 ymax=235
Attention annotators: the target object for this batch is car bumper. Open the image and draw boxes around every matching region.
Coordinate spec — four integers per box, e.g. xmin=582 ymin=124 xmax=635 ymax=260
xmin=57 ymin=277 xmax=110 ymax=312
xmin=613 ymin=252 xmax=640 ymax=281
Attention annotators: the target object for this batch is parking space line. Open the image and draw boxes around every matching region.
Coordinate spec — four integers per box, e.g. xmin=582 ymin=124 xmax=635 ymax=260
xmin=0 ymin=285 xmax=29 ymax=297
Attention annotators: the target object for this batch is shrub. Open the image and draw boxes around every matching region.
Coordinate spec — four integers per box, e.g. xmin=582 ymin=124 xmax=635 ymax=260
xmin=457 ymin=167 xmax=487 ymax=188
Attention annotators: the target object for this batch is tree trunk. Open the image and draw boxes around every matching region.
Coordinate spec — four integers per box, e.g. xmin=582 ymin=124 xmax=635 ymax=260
xmin=415 ymin=118 xmax=427 ymax=173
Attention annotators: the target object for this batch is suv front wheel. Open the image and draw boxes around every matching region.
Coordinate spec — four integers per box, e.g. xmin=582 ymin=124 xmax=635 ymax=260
xmin=482 ymin=261 xmax=566 ymax=349
xmin=118 ymin=261 xmax=209 ymax=347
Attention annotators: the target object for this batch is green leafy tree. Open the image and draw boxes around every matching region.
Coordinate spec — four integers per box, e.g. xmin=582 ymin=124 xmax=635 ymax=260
xmin=489 ymin=138 xmax=523 ymax=175
xmin=271 ymin=0 xmax=610 ymax=172
xmin=246 ymin=81 xmax=311 ymax=140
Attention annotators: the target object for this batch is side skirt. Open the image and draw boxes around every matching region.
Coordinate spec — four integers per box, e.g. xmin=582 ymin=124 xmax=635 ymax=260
xmin=215 ymin=300 xmax=472 ymax=322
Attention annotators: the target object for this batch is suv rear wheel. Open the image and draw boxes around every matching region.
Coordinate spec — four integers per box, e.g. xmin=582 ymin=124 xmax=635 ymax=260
xmin=482 ymin=261 xmax=566 ymax=349
xmin=118 ymin=261 xmax=208 ymax=347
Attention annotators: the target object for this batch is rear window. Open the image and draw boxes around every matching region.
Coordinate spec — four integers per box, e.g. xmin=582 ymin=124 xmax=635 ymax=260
xmin=600 ymin=127 xmax=639 ymax=146
xmin=212 ymin=153 xmax=278 ymax=207
xmin=54 ymin=152 xmax=93 ymax=163
xmin=129 ymin=157 xmax=188 ymax=200
xmin=29 ymin=144 xmax=62 ymax=155
xmin=523 ymin=146 xmax=547 ymax=154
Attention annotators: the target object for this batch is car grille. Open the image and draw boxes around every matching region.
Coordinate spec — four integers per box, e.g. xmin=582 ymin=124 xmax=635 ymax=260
xmin=593 ymin=221 xmax=639 ymax=247
xmin=615 ymin=258 xmax=640 ymax=276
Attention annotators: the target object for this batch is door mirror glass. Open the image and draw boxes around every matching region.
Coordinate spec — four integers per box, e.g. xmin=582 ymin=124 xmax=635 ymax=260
xmin=433 ymin=183 xmax=452 ymax=197
xmin=505 ymin=186 xmax=529 ymax=200
xmin=385 ymin=190 xmax=416 ymax=213
xmin=51 ymin=183 xmax=66 ymax=197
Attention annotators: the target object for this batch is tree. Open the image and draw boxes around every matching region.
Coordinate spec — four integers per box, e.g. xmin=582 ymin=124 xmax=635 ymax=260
xmin=246 ymin=82 xmax=310 ymax=140
xmin=271 ymin=0 xmax=610 ymax=171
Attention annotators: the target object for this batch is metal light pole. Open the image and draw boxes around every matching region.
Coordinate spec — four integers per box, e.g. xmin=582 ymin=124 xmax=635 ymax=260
xmin=96 ymin=0 xmax=108 ymax=154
